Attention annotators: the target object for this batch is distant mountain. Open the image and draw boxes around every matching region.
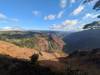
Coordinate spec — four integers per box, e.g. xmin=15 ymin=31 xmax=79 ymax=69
xmin=64 ymin=29 xmax=100 ymax=52
xmin=0 ymin=30 xmax=71 ymax=39
xmin=0 ymin=31 xmax=72 ymax=52
xmin=83 ymin=21 xmax=100 ymax=29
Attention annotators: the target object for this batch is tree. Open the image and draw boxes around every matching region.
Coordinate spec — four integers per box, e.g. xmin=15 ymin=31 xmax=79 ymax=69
xmin=30 ymin=54 xmax=39 ymax=64
xmin=83 ymin=0 xmax=100 ymax=18
xmin=97 ymin=15 xmax=100 ymax=18
xmin=83 ymin=0 xmax=100 ymax=11
xmin=82 ymin=0 xmax=100 ymax=30
xmin=83 ymin=21 xmax=100 ymax=29
xmin=93 ymin=0 xmax=100 ymax=10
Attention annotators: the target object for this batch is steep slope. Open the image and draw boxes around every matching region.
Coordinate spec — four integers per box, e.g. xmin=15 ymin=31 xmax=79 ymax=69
xmin=0 ymin=41 xmax=35 ymax=59
xmin=64 ymin=29 xmax=100 ymax=52
xmin=0 ymin=40 xmax=68 ymax=72
xmin=0 ymin=31 xmax=65 ymax=51
xmin=65 ymin=49 xmax=100 ymax=75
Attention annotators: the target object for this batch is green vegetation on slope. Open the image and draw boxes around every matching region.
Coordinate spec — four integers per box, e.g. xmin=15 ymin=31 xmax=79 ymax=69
xmin=0 ymin=31 xmax=65 ymax=52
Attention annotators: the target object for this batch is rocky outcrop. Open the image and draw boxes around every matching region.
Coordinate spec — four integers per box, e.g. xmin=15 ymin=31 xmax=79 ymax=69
xmin=35 ymin=33 xmax=65 ymax=52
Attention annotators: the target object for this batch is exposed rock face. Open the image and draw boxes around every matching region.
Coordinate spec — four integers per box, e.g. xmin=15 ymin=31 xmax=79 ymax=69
xmin=50 ymin=34 xmax=65 ymax=50
xmin=34 ymin=33 xmax=65 ymax=52
xmin=36 ymin=37 xmax=49 ymax=51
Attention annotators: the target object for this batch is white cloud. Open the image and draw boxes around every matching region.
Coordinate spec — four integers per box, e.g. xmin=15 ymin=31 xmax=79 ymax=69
xmin=60 ymin=0 xmax=67 ymax=9
xmin=32 ymin=10 xmax=40 ymax=16
xmin=72 ymin=5 xmax=84 ymax=15
xmin=50 ymin=24 xmax=62 ymax=29
xmin=10 ymin=18 xmax=19 ymax=22
xmin=50 ymin=20 xmax=83 ymax=31
xmin=62 ymin=20 xmax=78 ymax=25
xmin=71 ymin=0 xmax=76 ymax=3
xmin=57 ymin=10 xmax=64 ymax=19
xmin=0 ymin=13 xmax=7 ymax=20
xmin=0 ymin=26 xmax=23 ymax=31
xmin=44 ymin=14 xmax=56 ymax=20
xmin=87 ymin=0 xmax=98 ymax=5
xmin=0 ymin=12 xmax=19 ymax=22
xmin=44 ymin=10 xmax=65 ymax=20
xmin=60 ymin=0 xmax=77 ymax=8
xmin=83 ymin=13 xmax=99 ymax=19
xmin=50 ymin=19 xmax=78 ymax=30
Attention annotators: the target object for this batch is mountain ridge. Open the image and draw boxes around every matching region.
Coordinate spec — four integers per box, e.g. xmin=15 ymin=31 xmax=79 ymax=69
xmin=64 ymin=29 xmax=100 ymax=52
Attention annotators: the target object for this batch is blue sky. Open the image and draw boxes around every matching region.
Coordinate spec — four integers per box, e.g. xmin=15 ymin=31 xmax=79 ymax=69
xmin=0 ymin=0 xmax=100 ymax=31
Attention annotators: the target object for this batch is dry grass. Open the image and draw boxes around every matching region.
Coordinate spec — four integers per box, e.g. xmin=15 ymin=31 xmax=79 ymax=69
xmin=0 ymin=40 xmax=68 ymax=72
